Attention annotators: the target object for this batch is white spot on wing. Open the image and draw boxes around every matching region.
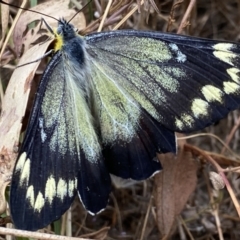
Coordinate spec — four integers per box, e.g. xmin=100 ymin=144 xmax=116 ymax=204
xmin=39 ymin=118 xmax=47 ymax=143
xmin=169 ymin=43 xmax=187 ymax=63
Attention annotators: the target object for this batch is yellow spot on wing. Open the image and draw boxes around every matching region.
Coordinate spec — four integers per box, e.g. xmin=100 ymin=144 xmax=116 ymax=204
xmin=175 ymin=119 xmax=184 ymax=129
xmin=16 ymin=152 xmax=31 ymax=186
xmin=15 ymin=152 xmax=27 ymax=171
xmin=19 ymin=158 xmax=31 ymax=186
xmin=26 ymin=185 xmax=35 ymax=208
xmin=34 ymin=192 xmax=45 ymax=212
xmin=68 ymin=179 xmax=77 ymax=197
xmin=213 ymin=43 xmax=234 ymax=51
xmin=191 ymin=99 xmax=209 ymax=117
xmin=45 ymin=175 xmax=56 ymax=204
xmin=201 ymin=85 xmax=223 ymax=102
xmin=223 ymin=81 xmax=240 ymax=94
xmin=181 ymin=114 xmax=194 ymax=127
xmin=227 ymin=68 xmax=240 ymax=83
xmin=175 ymin=114 xmax=194 ymax=130
xmin=213 ymin=43 xmax=236 ymax=66
xmin=57 ymin=178 xmax=67 ymax=200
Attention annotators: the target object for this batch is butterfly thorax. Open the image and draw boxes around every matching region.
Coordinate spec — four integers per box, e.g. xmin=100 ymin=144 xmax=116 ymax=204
xmin=53 ymin=18 xmax=86 ymax=70
xmin=53 ymin=19 xmax=93 ymax=105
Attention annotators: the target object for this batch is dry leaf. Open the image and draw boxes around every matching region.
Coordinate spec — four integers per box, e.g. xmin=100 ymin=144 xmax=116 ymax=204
xmin=0 ymin=0 xmax=9 ymax=47
xmin=154 ymin=149 xmax=198 ymax=238
xmin=13 ymin=0 xmax=86 ymax=56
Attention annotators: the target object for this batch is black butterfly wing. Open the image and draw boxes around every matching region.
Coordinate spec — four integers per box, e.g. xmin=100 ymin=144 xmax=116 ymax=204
xmin=10 ymin=51 xmax=111 ymax=230
xmin=11 ymin=28 xmax=240 ymax=230
xmin=85 ymin=30 xmax=240 ymax=178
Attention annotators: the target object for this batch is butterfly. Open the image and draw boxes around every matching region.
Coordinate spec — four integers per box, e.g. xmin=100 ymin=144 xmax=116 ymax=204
xmin=8 ymin=16 xmax=240 ymax=230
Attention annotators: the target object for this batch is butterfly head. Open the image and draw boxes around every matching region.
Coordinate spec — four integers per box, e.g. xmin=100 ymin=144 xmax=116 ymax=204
xmin=54 ymin=18 xmax=77 ymax=51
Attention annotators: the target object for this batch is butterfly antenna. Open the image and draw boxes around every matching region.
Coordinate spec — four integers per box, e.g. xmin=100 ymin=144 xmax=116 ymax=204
xmin=0 ymin=0 xmax=59 ymax=22
xmin=67 ymin=0 xmax=93 ymax=23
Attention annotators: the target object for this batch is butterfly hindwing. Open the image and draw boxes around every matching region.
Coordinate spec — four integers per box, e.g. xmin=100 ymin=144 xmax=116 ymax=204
xmin=102 ymin=109 xmax=176 ymax=179
xmin=10 ymin=50 xmax=111 ymax=230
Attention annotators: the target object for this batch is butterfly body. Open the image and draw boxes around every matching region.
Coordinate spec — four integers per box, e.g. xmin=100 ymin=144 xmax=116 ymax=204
xmin=10 ymin=19 xmax=240 ymax=230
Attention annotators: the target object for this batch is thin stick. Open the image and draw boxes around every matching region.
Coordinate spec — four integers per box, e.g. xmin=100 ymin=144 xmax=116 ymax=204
xmin=177 ymin=0 xmax=196 ymax=34
xmin=113 ymin=0 xmax=145 ymax=30
xmin=97 ymin=0 xmax=113 ymax=32
xmin=178 ymin=216 xmax=194 ymax=240
xmin=219 ymin=171 xmax=240 ymax=216
xmin=203 ymin=170 xmax=224 ymax=240
xmin=221 ymin=116 xmax=240 ymax=155
xmin=140 ymin=195 xmax=152 ymax=240
xmin=0 ymin=227 xmax=89 ymax=240
xmin=66 ymin=207 xmax=72 ymax=237
xmin=179 ymin=133 xmax=240 ymax=159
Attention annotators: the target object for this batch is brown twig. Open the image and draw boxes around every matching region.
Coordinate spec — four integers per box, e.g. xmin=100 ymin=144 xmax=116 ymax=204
xmin=97 ymin=0 xmax=113 ymax=32
xmin=113 ymin=0 xmax=145 ymax=30
xmin=0 ymin=227 xmax=88 ymax=240
xmin=184 ymin=143 xmax=240 ymax=217
xmin=177 ymin=0 xmax=196 ymax=34
xmin=221 ymin=116 xmax=240 ymax=155
xmin=203 ymin=170 xmax=224 ymax=240
xmin=140 ymin=195 xmax=152 ymax=240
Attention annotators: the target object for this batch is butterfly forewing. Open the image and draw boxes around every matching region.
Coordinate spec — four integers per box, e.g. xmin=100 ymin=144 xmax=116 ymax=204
xmin=86 ymin=30 xmax=240 ymax=133
xmin=10 ymin=49 xmax=111 ymax=230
